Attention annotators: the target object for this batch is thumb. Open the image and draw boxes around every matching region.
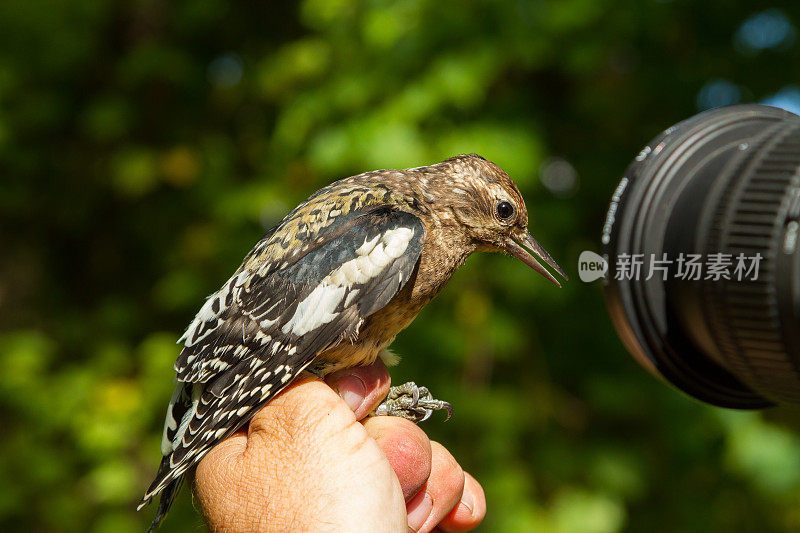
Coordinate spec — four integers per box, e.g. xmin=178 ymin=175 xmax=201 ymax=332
xmin=201 ymin=362 xmax=388 ymax=467
xmin=194 ymin=376 xmax=357 ymax=510
xmin=245 ymin=374 xmax=355 ymax=454
xmin=194 ymin=375 xmax=399 ymax=532
xmin=325 ymin=359 xmax=392 ymax=420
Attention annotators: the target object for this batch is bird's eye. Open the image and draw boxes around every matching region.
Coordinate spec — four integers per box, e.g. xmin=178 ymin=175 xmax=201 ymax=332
xmin=495 ymin=200 xmax=515 ymax=222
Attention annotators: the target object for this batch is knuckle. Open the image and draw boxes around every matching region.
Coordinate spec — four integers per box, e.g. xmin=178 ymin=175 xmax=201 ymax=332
xmin=384 ymin=427 xmax=432 ymax=473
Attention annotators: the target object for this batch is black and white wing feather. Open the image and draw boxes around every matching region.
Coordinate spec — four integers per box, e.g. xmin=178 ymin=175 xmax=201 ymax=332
xmin=139 ymin=207 xmax=425 ymax=528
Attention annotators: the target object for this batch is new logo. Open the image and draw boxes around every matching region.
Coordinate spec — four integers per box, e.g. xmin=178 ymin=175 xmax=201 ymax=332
xmin=578 ymin=251 xmax=608 ymax=282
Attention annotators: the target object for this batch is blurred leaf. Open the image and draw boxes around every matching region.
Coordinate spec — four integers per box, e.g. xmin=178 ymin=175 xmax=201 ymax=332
xmin=551 ymin=488 xmax=626 ymax=533
xmin=110 ymin=148 xmax=158 ymax=197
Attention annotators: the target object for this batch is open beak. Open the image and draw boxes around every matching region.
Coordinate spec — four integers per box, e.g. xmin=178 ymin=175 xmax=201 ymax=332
xmin=505 ymin=232 xmax=569 ymax=288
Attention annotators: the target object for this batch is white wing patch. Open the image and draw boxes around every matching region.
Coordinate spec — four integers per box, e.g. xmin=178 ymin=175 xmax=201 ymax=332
xmin=281 ymin=226 xmax=415 ymax=336
xmin=281 ymin=283 xmax=347 ymax=336
xmin=355 ymin=234 xmax=381 ymax=255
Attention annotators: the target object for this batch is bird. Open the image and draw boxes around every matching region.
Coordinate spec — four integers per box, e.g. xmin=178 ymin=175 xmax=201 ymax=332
xmin=138 ymin=153 xmax=567 ymax=530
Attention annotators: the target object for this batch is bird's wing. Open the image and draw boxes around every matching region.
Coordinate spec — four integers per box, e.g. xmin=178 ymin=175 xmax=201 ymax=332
xmin=141 ymin=207 xmax=424 ymax=508
xmin=172 ymin=207 xmax=423 ymax=384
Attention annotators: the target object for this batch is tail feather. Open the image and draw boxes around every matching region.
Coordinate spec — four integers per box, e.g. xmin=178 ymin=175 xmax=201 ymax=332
xmin=138 ymin=454 xmax=186 ymax=531
xmin=138 ymin=454 xmax=180 ymax=510
xmin=142 ymin=475 xmax=184 ymax=532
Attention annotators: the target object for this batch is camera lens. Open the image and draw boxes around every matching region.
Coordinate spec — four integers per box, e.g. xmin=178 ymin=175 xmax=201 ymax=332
xmin=603 ymin=104 xmax=800 ymax=408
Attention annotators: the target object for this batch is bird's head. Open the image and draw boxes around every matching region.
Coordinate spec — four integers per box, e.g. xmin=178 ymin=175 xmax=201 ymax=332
xmin=422 ymin=154 xmax=568 ymax=287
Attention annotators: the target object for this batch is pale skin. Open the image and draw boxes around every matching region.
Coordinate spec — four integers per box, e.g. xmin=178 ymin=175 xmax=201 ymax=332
xmin=193 ymin=359 xmax=486 ymax=532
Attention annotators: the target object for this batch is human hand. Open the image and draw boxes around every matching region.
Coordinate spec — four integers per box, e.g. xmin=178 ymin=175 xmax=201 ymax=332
xmin=193 ymin=359 xmax=486 ymax=532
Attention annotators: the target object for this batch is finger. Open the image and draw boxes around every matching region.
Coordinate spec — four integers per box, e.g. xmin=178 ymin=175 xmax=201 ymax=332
xmin=407 ymin=441 xmax=465 ymax=533
xmin=325 ymin=359 xmax=391 ymax=420
xmin=363 ymin=415 xmax=432 ymax=501
xmin=437 ymin=472 xmax=486 ymax=531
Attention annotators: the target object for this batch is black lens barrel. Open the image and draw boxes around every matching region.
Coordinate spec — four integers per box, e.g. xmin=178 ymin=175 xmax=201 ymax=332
xmin=603 ymin=104 xmax=800 ymax=408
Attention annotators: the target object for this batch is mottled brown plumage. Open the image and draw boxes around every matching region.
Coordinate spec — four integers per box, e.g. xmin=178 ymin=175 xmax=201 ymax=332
xmin=140 ymin=153 xmax=566 ymax=530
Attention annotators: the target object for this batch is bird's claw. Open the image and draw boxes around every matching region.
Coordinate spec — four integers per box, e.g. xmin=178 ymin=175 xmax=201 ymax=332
xmin=374 ymin=382 xmax=453 ymax=423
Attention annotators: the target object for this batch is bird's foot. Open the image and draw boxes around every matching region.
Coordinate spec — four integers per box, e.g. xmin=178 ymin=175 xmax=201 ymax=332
xmin=374 ymin=382 xmax=453 ymax=423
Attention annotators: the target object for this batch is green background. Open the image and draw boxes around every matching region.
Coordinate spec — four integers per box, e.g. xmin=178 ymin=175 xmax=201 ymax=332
xmin=2 ymin=1 xmax=800 ymax=531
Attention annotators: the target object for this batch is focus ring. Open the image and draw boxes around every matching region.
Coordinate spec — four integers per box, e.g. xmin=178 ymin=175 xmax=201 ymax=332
xmin=706 ymin=124 xmax=800 ymax=403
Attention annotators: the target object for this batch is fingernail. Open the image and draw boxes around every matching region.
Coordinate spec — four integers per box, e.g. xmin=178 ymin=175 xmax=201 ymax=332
xmin=335 ymin=374 xmax=366 ymax=412
xmin=406 ymin=491 xmax=433 ymax=532
xmin=460 ymin=486 xmax=475 ymax=514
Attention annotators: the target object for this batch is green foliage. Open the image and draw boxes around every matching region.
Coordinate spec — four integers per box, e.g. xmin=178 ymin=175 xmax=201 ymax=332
xmin=2 ymin=1 xmax=800 ymax=531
